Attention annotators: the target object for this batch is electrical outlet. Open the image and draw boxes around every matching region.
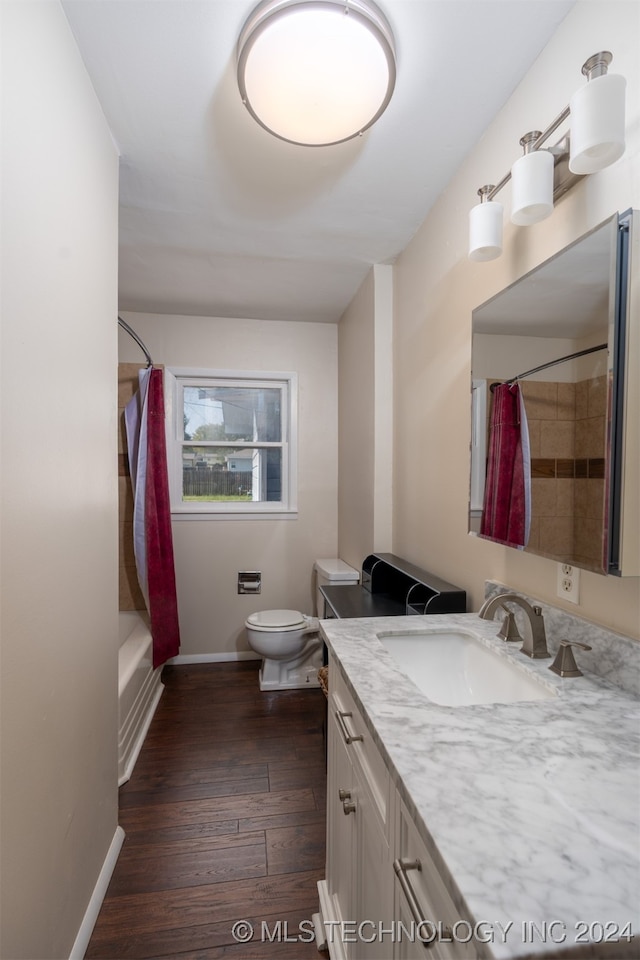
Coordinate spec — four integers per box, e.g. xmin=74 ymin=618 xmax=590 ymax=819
xmin=557 ymin=562 xmax=580 ymax=604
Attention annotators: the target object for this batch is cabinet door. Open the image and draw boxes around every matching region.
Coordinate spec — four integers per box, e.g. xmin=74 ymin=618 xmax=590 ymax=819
xmin=395 ymin=881 xmax=431 ymax=960
xmin=352 ymin=760 xmax=393 ymax=960
xmin=394 ymin=802 xmax=477 ymax=960
xmin=326 ymin=704 xmax=356 ymax=959
xmin=325 ymin=663 xmax=394 ymax=960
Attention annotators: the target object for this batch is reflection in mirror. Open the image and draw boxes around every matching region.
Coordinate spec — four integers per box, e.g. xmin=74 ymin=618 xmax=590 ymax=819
xmin=470 ymin=215 xmax=619 ymax=574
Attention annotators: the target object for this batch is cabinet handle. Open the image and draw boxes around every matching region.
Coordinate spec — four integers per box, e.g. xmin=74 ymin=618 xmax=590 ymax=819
xmin=335 ymin=710 xmax=363 ymax=744
xmin=338 ymin=788 xmax=351 ymax=801
xmin=393 ymin=859 xmax=453 ymax=948
xmin=342 ymin=799 xmax=357 ymax=815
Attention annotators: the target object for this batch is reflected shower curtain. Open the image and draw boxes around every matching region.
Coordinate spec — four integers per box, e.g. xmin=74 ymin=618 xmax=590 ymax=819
xmin=480 ymin=382 xmax=531 ymax=549
xmin=125 ymin=367 xmax=180 ymax=667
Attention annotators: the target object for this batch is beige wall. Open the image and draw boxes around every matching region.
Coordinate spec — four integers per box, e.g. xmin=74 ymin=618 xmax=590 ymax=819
xmin=338 ymin=270 xmax=375 ymax=567
xmin=338 ymin=264 xmax=393 ymax=569
xmin=118 ymin=312 xmax=338 ymax=655
xmin=0 ymin=2 xmax=120 ymax=958
xmin=388 ymin=1 xmax=640 ymax=637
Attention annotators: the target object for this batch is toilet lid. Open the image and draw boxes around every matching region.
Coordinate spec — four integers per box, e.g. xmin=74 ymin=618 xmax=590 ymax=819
xmin=246 ymin=609 xmax=306 ymax=629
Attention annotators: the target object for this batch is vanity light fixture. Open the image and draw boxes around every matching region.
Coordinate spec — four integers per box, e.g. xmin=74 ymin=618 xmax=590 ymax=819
xmin=469 ymin=186 xmax=504 ymax=262
xmin=236 ymin=0 xmax=396 ymax=146
xmin=569 ymin=52 xmax=626 ymax=173
xmin=468 ymin=51 xmax=626 ymax=261
xmin=510 ymin=131 xmax=554 ymax=226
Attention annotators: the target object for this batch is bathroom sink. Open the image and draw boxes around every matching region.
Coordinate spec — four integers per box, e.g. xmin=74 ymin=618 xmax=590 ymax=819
xmin=378 ymin=629 xmax=556 ymax=706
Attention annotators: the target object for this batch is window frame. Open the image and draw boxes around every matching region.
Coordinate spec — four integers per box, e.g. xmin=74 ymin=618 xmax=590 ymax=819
xmin=166 ymin=368 xmax=298 ymax=520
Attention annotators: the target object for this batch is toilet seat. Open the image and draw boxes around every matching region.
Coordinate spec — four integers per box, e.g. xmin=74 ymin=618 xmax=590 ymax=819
xmin=246 ymin=609 xmax=306 ymax=631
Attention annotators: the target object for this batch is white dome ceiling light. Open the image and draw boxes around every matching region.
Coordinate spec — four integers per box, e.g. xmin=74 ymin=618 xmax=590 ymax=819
xmin=236 ymin=0 xmax=397 ymax=147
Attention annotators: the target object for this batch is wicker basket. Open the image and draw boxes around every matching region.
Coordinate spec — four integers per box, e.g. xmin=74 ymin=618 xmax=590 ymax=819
xmin=317 ymin=666 xmax=329 ymax=699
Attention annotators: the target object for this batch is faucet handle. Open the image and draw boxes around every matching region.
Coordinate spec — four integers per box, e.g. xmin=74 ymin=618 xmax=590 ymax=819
xmin=549 ymin=639 xmax=593 ymax=678
xmin=497 ymin=607 xmax=522 ymax=642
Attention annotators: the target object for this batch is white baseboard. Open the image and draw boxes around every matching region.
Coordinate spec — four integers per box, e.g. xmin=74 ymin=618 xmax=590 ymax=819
xmin=69 ymin=825 xmax=125 ymax=960
xmin=167 ymin=651 xmax=261 ymax=664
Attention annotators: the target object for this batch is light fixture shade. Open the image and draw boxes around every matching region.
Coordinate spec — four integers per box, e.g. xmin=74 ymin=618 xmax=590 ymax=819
xmin=510 ymin=149 xmax=554 ymax=225
xmin=237 ymin=0 xmax=396 ymax=146
xmin=469 ymin=200 xmax=503 ymax=262
xmin=569 ymin=72 xmax=626 ymax=173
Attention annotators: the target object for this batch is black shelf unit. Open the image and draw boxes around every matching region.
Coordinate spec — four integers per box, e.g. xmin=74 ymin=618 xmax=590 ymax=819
xmin=321 ymin=553 xmax=466 ymax=620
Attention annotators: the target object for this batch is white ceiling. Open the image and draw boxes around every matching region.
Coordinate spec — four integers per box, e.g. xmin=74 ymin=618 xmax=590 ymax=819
xmin=62 ymin=0 xmax=575 ymax=324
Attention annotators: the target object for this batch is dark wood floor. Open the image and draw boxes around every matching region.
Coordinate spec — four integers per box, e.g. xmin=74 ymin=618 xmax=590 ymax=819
xmin=87 ymin=660 xmax=328 ymax=959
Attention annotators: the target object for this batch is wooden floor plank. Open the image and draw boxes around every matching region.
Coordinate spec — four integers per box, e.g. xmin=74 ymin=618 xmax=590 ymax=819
xmin=268 ymin=757 xmax=328 ymax=792
xmin=133 ymin=736 xmax=299 ymax=766
xmin=119 ymin=787 xmax=318 ymax=834
xmin=108 ymin=834 xmax=267 ymax=897
xmin=119 ymin=775 xmax=271 ymax=808
xmin=238 ymin=808 xmax=325 ymax=834
xmin=151 ymin=937 xmax=321 ymax=959
xmin=87 ymin=660 xmax=328 ymax=959
xmin=88 ymin=870 xmax=321 ymax=942
xmin=116 ymin=818 xmax=242 ymax=849
xmin=265 ymin=821 xmax=326 ymax=876
xmin=86 ymin=907 xmax=320 ymax=960
xmin=121 ymin=761 xmax=269 ymax=792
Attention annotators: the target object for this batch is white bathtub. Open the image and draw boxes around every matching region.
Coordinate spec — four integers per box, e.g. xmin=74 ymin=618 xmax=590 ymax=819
xmin=118 ymin=611 xmax=164 ymax=785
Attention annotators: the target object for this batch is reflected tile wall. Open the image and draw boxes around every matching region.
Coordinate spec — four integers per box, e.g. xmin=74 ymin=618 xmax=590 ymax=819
xmin=518 ymin=376 xmax=607 ymax=564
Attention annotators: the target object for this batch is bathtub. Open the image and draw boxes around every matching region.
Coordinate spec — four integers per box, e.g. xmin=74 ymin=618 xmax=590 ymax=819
xmin=118 ymin=611 xmax=164 ymax=785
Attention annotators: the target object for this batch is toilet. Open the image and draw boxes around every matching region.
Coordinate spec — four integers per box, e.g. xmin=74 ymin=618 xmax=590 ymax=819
xmin=245 ymin=558 xmax=359 ymax=691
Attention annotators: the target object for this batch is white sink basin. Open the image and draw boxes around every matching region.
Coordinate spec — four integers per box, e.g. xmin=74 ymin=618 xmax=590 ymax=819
xmin=378 ymin=629 xmax=556 ymax=706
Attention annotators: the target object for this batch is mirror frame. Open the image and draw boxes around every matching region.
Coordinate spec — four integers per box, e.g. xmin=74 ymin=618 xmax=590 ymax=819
xmin=608 ymin=208 xmax=638 ymax=575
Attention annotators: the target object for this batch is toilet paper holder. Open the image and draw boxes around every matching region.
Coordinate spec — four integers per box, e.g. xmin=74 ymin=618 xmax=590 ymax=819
xmin=238 ymin=571 xmax=261 ymax=594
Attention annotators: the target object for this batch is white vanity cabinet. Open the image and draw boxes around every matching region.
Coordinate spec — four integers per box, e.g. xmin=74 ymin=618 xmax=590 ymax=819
xmin=320 ymin=657 xmax=477 ymax=960
xmin=320 ymin=612 xmax=640 ymax=960
xmin=321 ymin=662 xmax=394 ymax=960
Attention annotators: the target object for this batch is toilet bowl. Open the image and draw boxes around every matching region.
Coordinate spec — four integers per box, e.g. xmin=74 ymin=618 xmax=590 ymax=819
xmin=245 ymin=609 xmax=321 ymax=691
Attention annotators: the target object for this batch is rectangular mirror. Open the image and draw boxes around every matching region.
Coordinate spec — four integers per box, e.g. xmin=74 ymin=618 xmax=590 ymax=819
xmin=470 ymin=210 xmax=638 ymax=576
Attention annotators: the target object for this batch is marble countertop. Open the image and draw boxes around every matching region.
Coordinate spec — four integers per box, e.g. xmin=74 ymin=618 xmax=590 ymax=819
xmin=320 ymin=612 xmax=640 ymax=960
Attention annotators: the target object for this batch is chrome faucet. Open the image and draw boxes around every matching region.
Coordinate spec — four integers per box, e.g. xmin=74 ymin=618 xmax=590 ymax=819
xmin=478 ymin=593 xmax=551 ymax=659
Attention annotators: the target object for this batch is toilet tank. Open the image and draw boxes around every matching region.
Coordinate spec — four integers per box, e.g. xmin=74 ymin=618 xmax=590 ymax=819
xmin=314 ymin=558 xmax=359 ymax=617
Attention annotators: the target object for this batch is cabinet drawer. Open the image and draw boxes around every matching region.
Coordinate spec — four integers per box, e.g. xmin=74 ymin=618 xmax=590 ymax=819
xmin=395 ymin=801 xmax=477 ymax=960
xmin=329 ymin=660 xmax=390 ymax=829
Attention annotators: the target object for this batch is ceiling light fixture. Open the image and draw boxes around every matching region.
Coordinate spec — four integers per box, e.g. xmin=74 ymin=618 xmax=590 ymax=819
xmin=236 ymin=0 xmax=396 ymax=147
xmin=469 ymin=51 xmax=626 ymax=262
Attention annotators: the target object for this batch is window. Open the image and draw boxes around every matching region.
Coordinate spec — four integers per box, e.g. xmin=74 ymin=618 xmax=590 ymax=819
xmin=166 ymin=369 xmax=297 ymax=518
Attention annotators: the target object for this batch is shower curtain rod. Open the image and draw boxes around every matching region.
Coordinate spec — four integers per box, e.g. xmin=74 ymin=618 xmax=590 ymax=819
xmin=118 ymin=316 xmax=153 ymax=367
xmin=490 ymin=343 xmax=607 ymax=392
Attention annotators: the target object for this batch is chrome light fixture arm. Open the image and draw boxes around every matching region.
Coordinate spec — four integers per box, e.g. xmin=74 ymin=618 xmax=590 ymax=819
xmin=483 ymin=107 xmax=571 ymax=204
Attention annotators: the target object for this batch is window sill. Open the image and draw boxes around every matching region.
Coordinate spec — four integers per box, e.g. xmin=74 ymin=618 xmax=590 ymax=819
xmin=171 ymin=509 xmax=298 ymax=521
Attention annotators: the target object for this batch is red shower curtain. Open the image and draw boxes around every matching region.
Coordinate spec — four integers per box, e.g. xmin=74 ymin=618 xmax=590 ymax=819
xmin=480 ymin=382 xmax=529 ymax=548
xmin=145 ymin=368 xmax=180 ymax=667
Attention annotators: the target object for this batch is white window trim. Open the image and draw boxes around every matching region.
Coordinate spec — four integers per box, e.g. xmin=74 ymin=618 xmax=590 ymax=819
xmin=166 ymin=367 xmax=298 ymax=520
